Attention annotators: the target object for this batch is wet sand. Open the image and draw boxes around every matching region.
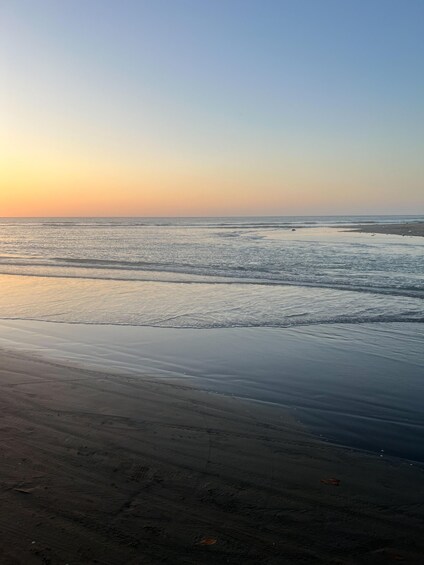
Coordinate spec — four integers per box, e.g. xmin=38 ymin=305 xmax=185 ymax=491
xmin=1 ymin=351 xmax=424 ymax=564
xmin=347 ymin=222 xmax=424 ymax=237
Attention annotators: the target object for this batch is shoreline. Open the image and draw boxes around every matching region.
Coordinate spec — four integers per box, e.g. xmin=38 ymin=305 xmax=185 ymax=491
xmin=345 ymin=221 xmax=424 ymax=237
xmin=0 ymin=319 xmax=423 ymax=463
xmin=1 ymin=349 xmax=423 ymax=563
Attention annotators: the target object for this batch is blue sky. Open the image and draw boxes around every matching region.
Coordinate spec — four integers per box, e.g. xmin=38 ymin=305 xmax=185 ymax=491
xmin=1 ymin=0 xmax=423 ymax=215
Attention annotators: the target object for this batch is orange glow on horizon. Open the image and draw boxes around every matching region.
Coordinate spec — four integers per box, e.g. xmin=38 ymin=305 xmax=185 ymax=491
xmin=0 ymin=144 xmax=313 ymax=216
xmin=1 ymin=133 xmax=421 ymax=217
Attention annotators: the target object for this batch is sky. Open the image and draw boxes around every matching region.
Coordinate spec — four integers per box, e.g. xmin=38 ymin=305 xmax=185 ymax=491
xmin=1 ymin=0 xmax=423 ymax=216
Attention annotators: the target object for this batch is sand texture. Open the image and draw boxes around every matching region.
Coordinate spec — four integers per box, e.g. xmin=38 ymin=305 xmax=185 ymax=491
xmin=0 ymin=350 xmax=423 ymax=564
xmin=347 ymin=222 xmax=424 ymax=237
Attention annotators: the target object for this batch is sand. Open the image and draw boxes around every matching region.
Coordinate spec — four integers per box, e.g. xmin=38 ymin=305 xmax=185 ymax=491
xmin=0 ymin=350 xmax=423 ymax=564
xmin=347 ymin=222 xmax=424 ymax=237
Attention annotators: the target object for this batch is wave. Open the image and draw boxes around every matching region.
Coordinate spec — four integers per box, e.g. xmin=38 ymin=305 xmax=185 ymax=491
xmin=0 ymin=266 xmax=423 ymax=299
xmin=0 ymin=313 xmax=422 ymax=330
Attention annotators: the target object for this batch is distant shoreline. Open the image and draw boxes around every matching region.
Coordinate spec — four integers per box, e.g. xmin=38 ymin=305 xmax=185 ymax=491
xmin=345 ymin=221 xmax=424 ymax=237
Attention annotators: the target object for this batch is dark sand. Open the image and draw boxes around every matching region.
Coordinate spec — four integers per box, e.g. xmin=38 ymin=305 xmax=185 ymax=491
xmin=347 ymin=222 xmax=424 ymax=237
xmin=1 ymin=351 xmax=424 ymax=564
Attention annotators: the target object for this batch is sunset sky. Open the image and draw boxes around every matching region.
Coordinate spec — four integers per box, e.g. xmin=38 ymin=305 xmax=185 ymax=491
xmin=1 ymin=0 xmax=423 ymax=216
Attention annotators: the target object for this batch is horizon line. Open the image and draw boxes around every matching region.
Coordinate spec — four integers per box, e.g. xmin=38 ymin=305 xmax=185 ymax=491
xmin=0 ymin=213 xmax=423 ymax=220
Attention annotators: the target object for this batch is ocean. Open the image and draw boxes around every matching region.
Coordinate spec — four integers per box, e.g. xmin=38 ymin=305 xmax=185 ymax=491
xmin=0 ymin=216 xmax=423 ymax=461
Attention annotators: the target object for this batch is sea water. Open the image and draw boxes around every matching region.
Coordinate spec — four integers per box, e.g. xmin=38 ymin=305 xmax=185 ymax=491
xmin=0 ymin=216 xmax=423 ymax=460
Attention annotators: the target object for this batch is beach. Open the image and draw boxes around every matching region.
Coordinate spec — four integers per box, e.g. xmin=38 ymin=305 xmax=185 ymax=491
xmin=1 ymin=349 xmax=424 ymax=565
xmin=348 ymin=222 xmax=424 ymax=237
xmin=0 ymin=216 xmax=423 ymax=563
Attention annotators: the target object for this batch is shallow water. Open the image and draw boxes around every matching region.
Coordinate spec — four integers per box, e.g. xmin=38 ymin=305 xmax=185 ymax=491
xmin=0 ymin=320 xmax=422 ymax=462
xmin=0 ymin=216 xmax=423 ymax=461
xmin=0 ymin=216 xmax=423 ymax=328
